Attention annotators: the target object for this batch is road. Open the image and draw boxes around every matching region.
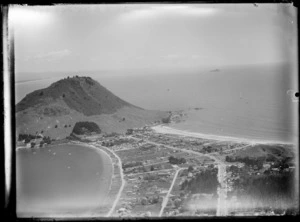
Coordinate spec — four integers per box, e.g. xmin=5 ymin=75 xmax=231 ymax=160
xmin=158 ymin=168 xmax=183 ymax=217
xmin=209 ymin=144 xmax=252 ymax=155
xmin=216 ymin=164 xmax=228 ymax=216
xmin=126 ymin=168 xmax=172 ymax=177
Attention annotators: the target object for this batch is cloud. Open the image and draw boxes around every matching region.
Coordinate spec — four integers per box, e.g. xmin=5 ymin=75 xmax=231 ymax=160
xmin=119 ymin=5 xmax=219 ymax=22
xmin=30 ymin=49 xmax=72 ymax=61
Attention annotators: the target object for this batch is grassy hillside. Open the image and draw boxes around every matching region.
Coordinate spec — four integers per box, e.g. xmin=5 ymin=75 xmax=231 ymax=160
xmin=17 ymin=76 xmax=135 ymax=116
xmin=16 ymin=76 xmax=168 ymax=139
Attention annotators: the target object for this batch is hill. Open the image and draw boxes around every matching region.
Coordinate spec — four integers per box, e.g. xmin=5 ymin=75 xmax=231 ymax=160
xmin=16 ymin=76 xmax=168 ymax=139
xmin=16 ymin=76 xmax=136 ymax=116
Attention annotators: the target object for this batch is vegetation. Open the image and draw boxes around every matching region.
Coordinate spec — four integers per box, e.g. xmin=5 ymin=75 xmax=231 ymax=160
xmin=181 ymin=168 xmax=219 ymax=194
xmin=230 ymin=169 xmax=295 ymax=210
xmin=122 ymin=161 xmax=143 ymax=169
xmin=162 ymin=115 xmax=171 ymax=124
xmin=141 ymin=195 xmax=161 ymax=205
xmin=72 ymin=121 xmax=101 ymax=135
xmin=144 ymin=174 xmax=159 ymax=181
xmin=126 ymin=129 xmax=133 ymax=135
xmin=43 ymin=136 xmax=51 ymax=144
xmin=18 ymin=134 xmax=41 ymax=143
xmin=169 ymin=156 xmax=186 ymax=165
xmin=226 ymin=155 xmax=264 ymax=169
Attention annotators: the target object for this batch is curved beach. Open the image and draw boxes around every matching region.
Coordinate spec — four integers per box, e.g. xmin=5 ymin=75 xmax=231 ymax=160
xmin=152 ymin=125 xmax=293 ymax=145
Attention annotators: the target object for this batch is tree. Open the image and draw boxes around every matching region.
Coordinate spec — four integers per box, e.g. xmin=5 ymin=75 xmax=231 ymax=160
xmin=72 ymin=121 xmax=101 ymax=135
xmin=188 ymin=166 xmax=194 ymax=172
xmin=141 ymin=197 xmax=148 ymax=205
xmin=162 ymin=116 xmax=171 ymax=124
xmin=31 ymin=142 xmax=36 ymax=148
xmin=150 ymin=166 xmax=155 ymax=171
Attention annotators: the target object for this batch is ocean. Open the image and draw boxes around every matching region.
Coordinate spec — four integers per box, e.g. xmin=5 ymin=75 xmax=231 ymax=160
xmin=15 ymin=63 xmax=298 ymax=143
xmin=16 ymin=144 xmax=112 ymax=217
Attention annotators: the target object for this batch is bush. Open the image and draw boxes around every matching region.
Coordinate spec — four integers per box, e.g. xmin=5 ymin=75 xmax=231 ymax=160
xmin=188 ymin=166 xmax=194 ymax=172
xmin=72 ymin=121 xmax=101 ymax=135
xmin=162 ymin=115 xmax=171 ymax=124
xmin=181 ymin=168 xmax=219 ymax=194
xmin=18 ymin=134 xmax=38 ymax=143
xmin=126 ymin=129 xmax=133 ymax=135
xmin=39 ymin=141 xmax=45 ymax=148
xmin=169 ymin=156 xmax=186 ymax=165
xmin=43 ymin=136 xmax=51 ymax=144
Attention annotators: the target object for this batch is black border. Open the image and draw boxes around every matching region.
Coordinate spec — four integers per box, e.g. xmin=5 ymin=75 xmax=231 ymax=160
xmin=2 ymin=1 xmax=299 ymax=221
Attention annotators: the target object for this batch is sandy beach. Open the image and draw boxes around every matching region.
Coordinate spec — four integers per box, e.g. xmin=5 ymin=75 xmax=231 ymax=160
xmin=152 ymin=125 xmax=293 ymax=145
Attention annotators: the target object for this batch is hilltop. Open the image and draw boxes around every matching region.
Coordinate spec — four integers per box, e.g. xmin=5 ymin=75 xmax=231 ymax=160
xmin=16 ymin=76 xmax=168 ymax=139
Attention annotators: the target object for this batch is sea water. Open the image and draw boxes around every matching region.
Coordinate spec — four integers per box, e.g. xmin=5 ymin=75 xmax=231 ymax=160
xmin=16 ymin=63 xmax=298 ymax=143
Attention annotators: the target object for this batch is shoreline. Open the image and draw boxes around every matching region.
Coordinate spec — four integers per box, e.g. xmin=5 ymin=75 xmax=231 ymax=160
xmin=71 ymin=142 xmax=115 ymax=217
xmin=152 ymin=125 xmax=293 ymax=145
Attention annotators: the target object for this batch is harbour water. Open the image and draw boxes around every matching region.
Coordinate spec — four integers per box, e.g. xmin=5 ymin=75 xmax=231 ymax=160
xmin=16 ymin=144 xmax=112 ymax=217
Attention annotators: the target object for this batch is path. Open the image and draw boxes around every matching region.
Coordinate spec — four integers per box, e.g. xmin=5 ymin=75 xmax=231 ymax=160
xmin=158 ymin=168 xmax=183 ymax=217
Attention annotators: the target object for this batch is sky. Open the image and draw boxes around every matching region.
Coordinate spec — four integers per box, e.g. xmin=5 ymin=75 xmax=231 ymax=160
xmin=9 ymin=4 xmax=297 ymax=75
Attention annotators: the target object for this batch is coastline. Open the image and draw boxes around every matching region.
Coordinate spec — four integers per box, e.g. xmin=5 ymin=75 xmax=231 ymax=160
xmin=152 ymin=125 xmax=293 ymax=145
xmin=71 ymin=142 xmax=115 ymax=217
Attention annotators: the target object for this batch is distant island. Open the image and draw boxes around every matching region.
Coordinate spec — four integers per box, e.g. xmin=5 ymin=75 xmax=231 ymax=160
xmin=210 ymin=69 xmax=220 ymax=72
